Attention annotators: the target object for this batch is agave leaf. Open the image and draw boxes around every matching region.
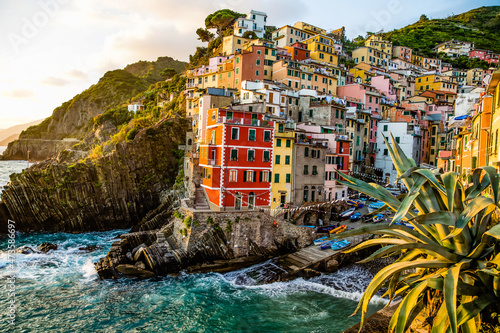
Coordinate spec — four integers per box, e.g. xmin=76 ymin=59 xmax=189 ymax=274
xmin=414 ymin=169 xmax=446 ymax=195
xmin=411 ymin=211 xmax=457 ymax=226
xmin=391 ymin=175 xmax=428 ymax=225
xmin=444 ymin=262 xmax=468 ymax=333
xmin=431 ymin=301 xmax=450 ymax=333
xmin=444 ymin=196 xmax=496 ymax=240
xmin=455 ymin=295 xmax=496 ymax=327
xmin=460 ymin=317 xmax=478 ymax=333
xmin=442 ymin=172 xmax=459 ymax=212
xmin=357 ymin=260 xmax=450 ymax=329
xmin=478 ymin=166 xmax=500 ymax=205
xmin=342 ymin=238 xmax=409 ymax=255
xmin=389 ymin=280 xmax=428 ymax=333
xmin=357 ymin=242 xmax=460 ymax=264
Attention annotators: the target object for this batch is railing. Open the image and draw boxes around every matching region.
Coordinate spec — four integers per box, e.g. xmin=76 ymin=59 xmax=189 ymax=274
xmin=208 ymin=159 xmax=221 ymax=166
xmin=238 ymin=23 xmax=248 ymax=28
xmin=218 ymin=117 xmax=273 ymax=127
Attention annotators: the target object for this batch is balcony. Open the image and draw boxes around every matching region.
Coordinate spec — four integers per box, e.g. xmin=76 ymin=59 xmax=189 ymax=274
xmin=207 ymin=159 xmax=221 ymax=166
xmin=218 ymin=117 xmax=273 ymax=127
xmin=237 ymin=23 xmax=249 ymax=28
xmin=335 ymin=135 xmax=350 ymax=142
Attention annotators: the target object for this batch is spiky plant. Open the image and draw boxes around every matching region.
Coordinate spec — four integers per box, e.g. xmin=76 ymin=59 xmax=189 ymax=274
xmin=334 ymin=134 xmax=500 ymax=333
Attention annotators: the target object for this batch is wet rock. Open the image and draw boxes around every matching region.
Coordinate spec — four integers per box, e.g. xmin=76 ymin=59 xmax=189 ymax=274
xmin=115 ymin=264 xmax=155 ymax=278
xmin=325 ymin=259 xmax=339 ymax=273
xmin=132 ymin=243 xmax=147 ymax=257
xmin=78 ymin=245 xmax=101 ymax=253
xmin=38 ymin=242 xmax=57 ymax=253
xmin=125 ymin=251 xmax=133 ymax=261
xmin=17 ymin=246 xmax=38 ymax=254
xmin=135 ymin=261 xmax=146 ymax=270
xmin=133 ymin=248 xmax=145 ymax=262
xmin=303 ymin=268 xmax=321 ymax=278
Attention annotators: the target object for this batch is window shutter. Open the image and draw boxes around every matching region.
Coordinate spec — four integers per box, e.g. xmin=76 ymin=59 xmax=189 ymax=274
xmin=268 ymin=172 xmax=272 ymax=182
xmin=259 ymin=171 xmax=262 ymax=182
xmin=253 ymin=171 xmax=257 ymax=182
xmin=243 ymin=171 xmax=247 ymax=182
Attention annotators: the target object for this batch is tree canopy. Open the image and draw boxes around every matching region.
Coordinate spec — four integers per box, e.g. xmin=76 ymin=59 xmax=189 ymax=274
xmin=204 ymin=9 xmax=245 ymax=40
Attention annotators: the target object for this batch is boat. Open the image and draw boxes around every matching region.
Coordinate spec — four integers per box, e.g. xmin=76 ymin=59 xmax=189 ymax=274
xmin=320 ymin=240 xmax=338 ymax=250
xmin=372 ymin=214 xmax=384 ymax=223
xmin=394 ymin=222 xmax=415 ymax=230
xmin=356 ymin=203 xmax=364 ymax=209
xmin=313 ymin=236 xmax=329 ymax=245
xmin=329 ymin=224 xmax=347 ymax=234
xmin=299 ymin=225 xmax=316 ymax=228
xmin=350 ymin=212 xmax=361 ymax=221
xmin=331 ymin=240 xmax=350 ymax=250
xmin=315 ymin=225 xmax=337 ymax=233
xmin=362 ymin=214 xmax=374 ymax=223
xmin=339 ymin=208 xmax=356 ymax=220
xmin=346 ymin=199 xmax=359 ymax=206
xmin=368 ymin=201 xmax=385 ymax=213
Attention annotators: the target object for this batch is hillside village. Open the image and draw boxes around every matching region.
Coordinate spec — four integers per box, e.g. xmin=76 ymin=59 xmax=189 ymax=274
xmin=166 ymin=9 xmax=500 ymax=216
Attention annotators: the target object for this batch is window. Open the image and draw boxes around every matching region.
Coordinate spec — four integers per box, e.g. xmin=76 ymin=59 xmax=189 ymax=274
xmin=395 ymin=137 xmax=400 ymax=143
xmin=286 ymin=174 xmax=291 ymax=183
xmin=229 ymin=170 xmax=237 ymax=182
xmin=263 ymin=150 xmax=270 ymax=162
xmin=231 ymin=128 xmax=239 ymax=140
xmin=249 ymin=129 xmax=256 ymax=141
xmin=264 ymin=131 xmax=271 ymax=142
xmin=309 ymin=109 xmax=313 ymax=117
xmin=243 ymin=171 xmax=255 ymax=182
xmin=303 ymin=165 xmax=309 ymax=175
xmin=285 ymin=155 xmax=290 ymax=165
xmin=383 ymin=149 xmax=388 ymax=156
xmin=278 ymin=124 xmax=284 ymax=133
xmin=303 ymin=186 xmax=309 ymax=201
xmin=256 ymin=70 xmax=259 ymax=76
xmin=312 ymin=166 xmax=318 ymax=175
xmin=304 ymin=147 xmax=309 ymax=157
xmin=275 ymin=155 xmax=281 ymax=164
xmin=260 ymin=171 xmax=271 ymax=182
xmin=276 ymin=139 xmax=282 ymax=147
xmin=256 ymin=59 xmax=261 ymax=66
xmin=247 ymin=150 xmax=255 ymax=161
xmin=286 ymin=140 xmax=291 ymax=148
xmin=274 ymin=173 xmax=280 ymax=183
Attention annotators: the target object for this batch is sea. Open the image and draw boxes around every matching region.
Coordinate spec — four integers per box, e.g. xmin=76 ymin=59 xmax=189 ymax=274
xmin=0 ymin=146 xmax=384 ymax=332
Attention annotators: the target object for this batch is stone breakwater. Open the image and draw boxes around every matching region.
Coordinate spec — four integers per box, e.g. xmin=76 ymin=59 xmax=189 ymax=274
xmin=0 ymin=118 xmax=189 ymax=233
xmin=95 ymin=207 xmax=317 ymax=279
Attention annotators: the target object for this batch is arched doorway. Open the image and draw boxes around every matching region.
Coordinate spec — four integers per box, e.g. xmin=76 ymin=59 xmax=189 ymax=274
xmin=303 ymin=186 xmax=309 ymax=202
xmin=311 ymin=186 xmax=316 ymax=202
xmin=235 ymin=195 xmax=241 ymax=211
xmin=248 ymin=192 xmax=255 ymax=210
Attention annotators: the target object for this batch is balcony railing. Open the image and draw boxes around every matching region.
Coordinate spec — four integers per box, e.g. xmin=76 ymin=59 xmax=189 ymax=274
xmin=218 ymin=117 xmax=273 ymax=127
xmin=207 ymin=159 xmax=221 ymax=166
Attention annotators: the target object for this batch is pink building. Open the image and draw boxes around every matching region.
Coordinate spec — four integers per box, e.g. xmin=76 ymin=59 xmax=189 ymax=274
xmin=337 ymin=84 xmax=382 ymax=112
xmin=393 ymin=46 xmax=412 ymax=62
xmin=371 ymin=75 xmax=397 ymax=103
xmin=469 ymin=50 xmax=500 ymax=64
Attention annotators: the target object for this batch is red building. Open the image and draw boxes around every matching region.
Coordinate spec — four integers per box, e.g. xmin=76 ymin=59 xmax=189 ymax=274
xmin=284 ymin=42 xmax=311 ymax=62
xmin=469 ymin=49 xmax=500 ymax=64
xmin=199 ymin=107 xmax=274 ymax=211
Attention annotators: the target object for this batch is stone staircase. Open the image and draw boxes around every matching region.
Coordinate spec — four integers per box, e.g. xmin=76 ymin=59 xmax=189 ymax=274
xmin=195 ymin=187 xmax=210 ymax=210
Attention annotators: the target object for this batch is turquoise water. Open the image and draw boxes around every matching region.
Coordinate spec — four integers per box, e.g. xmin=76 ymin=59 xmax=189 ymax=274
xmin=0 ymin=231 xmax=385 ymax=332
xmin=0 ymin=147 xmax=384 ymax=332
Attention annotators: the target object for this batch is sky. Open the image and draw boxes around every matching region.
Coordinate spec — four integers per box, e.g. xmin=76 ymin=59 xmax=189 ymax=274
xmin=0 ymin=0 xmax=496 ymax=129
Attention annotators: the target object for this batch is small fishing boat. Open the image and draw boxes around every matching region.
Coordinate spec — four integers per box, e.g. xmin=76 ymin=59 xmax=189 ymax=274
xmin=372 ymin=214 xmax=384 ymax=223
xmin=331 ymin=240 xmax=350 ymax=250
xmin=350 ymin=212 xmax=361 ymax=221
xmin=313 ymin=236 xmax=329 ymax=245
xmin=339 ymin=208 xmax=356 ymax=220
xmin=299 ymin=225 xmax=316 ymax=228
xmin=315 ymin=225 xmax=337 ymax=233
xmin=320 ymin=240 xmax=337 ymax=250
xmin=329 ymin=224 xmax=347 ymax=234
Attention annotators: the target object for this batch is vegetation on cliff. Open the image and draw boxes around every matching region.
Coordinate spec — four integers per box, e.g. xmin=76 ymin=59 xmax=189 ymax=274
xmin=334 ymin=134 xmax=500 ymax=332
xmin=384 ymin=6 xmax=500 ymax=58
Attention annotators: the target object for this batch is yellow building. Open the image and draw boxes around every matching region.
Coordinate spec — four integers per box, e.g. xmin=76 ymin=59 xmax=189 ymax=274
xmin=352 ymin=47 xmax=390 ymax=69
xmin=415 ymin=74 xmax=457 ymax=93
xmin=243 ymin=40 xmax=277 ymax=81
xmin=302 ymin=34 xmax=339 ymax=66
xmin=365 ymin=35 xmax=392 ymax=58
xmin=222 ymin=35 xmax=252 ymax=56
xmin=349 ymin=63 xmax=376 ymax=84
xmin=488 ymin=71 xmax=500 ymax=169
xmin=293 ymin=22 xmax=326 ymax=36
xmin=270 ymin=122 xmax=295 ymax=212
xmin=411 ymin=54 xmax=424 ymax=67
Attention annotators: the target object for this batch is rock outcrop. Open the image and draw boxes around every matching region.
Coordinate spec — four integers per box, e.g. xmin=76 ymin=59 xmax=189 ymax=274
xmin=95 ymin=209 xmax=317 ymax=279
xmin=0 ymin=118 xmax=189 ymax=233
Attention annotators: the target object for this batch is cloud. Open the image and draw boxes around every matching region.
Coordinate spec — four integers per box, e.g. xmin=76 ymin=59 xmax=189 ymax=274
xmin=67 ymin=69 xmax=88 ymax=80
xmin=40 ymin=76 xmax=69 ymax=86
xmin=2 ymin=89 xmax=35 ymax=99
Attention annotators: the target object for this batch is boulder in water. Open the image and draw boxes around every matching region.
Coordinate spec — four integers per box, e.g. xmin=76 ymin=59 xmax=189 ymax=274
xmin=17 ymin=246 xmax=38 ymax=254
xmin=38 ymin=242 xmax=57 ymax=253
xmin=78 ymin=245 xmax=101 ymax=253
xmin=325 ymin=259 xmax=339 ymax=273
xmin=115 ymin=264 xmax=155 ymax=278
xmin=135 ymin=261 xmax=146 ymax=270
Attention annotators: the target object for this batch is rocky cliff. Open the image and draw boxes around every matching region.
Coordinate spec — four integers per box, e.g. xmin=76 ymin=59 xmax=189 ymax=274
xmin=1 ymin=56 xmax=186 ymax=161
xmin=0 ymin=118 xmax=189 ymax=233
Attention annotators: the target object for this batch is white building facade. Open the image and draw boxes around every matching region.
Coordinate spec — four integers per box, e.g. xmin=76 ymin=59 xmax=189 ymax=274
xmin=234 ymin=10 xmax=267 ymax=39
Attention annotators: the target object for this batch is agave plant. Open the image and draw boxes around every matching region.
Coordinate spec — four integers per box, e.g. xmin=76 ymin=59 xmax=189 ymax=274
xmin=334 ymin=134 xmax=500 ymax=333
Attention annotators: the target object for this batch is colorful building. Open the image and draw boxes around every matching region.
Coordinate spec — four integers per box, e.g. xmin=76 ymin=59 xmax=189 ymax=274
xmin=199 ymin=107 xmax=274 ymax=211
xmin=302 ymin=34 xmax=339 ymax=66
xmin=270 ymin=122 xmax=295 ymax=212
xmin=415 ymin=74 xmax=457 ymax=93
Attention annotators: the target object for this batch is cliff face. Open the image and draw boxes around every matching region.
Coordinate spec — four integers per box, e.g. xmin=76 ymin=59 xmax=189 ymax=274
xmin=1 ymin=56 xmax=187 ymax=161
xmin=0 ymin=118 xmax=189 ymax=233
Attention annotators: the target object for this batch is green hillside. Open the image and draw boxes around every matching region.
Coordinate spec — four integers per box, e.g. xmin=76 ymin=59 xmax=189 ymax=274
xmin=384 ymin=6 xmax=500 ymax=57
